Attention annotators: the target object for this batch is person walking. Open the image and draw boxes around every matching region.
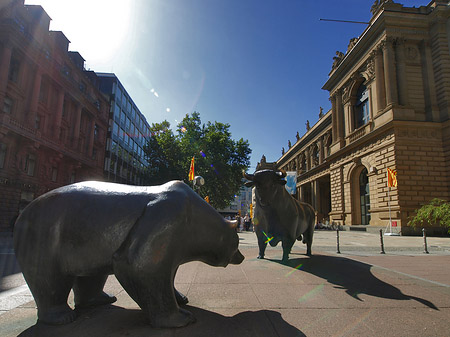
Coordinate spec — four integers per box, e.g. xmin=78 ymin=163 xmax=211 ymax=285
xmin=244 ymin=214 xmax=250 ymax=231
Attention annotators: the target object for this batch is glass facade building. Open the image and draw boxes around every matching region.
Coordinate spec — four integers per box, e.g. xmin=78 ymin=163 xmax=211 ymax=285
xmin=96 ymin=73 xmax=150 ymax=185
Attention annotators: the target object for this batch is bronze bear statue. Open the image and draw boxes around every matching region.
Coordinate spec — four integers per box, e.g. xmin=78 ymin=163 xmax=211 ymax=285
xmin=14 ymin=181 xmax=244 ymax=328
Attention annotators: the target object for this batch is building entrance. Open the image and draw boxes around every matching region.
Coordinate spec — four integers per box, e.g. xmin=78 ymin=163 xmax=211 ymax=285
xmin=359 ymin=168 xmax=371 ymax=225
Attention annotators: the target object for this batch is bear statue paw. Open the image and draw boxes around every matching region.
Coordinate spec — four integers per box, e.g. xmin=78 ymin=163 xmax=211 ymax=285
xmin=75 ymin=291 xmax=117 ymax=309
xmin=38 ymin=306 xmax=77 ymax=325
xmin=151 ymin=308 xmax=196 ymax=328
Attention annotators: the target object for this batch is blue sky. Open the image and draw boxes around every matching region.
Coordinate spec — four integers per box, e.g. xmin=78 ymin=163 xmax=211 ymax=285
xmin=25 ymin=0 xmax=429 ymax=171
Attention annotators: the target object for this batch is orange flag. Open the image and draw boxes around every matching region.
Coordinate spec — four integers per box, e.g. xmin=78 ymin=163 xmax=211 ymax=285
xmin=188 ymin=157 xmax=195 ymax=181
xmin=387 ymin=168 xmax=397 ymax=187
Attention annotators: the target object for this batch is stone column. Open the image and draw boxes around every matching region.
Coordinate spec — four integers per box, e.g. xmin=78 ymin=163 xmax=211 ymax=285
xmin=395 ymin=39 xmax=408 ymax=106
xmin=305 ymin=148 xmax=310 ymax=171
xmin=382 ymin=39 xmax=398 ymax=106
xmin=73 ymin=105 xmax=82 ymax=149
xmin=28 ymin=68 xmax=42 ymax=127
xmin=336 ymin=89 xmax=345 ymax=141
xmin=0 ymin=43 xmax=12 ymax=96
xmin=420 ymin=40 xmax=439 ymax=121
xmin=330 ymin=94 xmax=337 ymax=143
xmin=374 ymin=47 xmax=386 ymax=112
xmin=313 ymin=180 xmax=320 ymax=213
xmin=53 ymin=89 xmax=65 ymax=139
xmin=318 ymin=138 xmax=324 ymax=165
xmin=344 ymin=102 xmax=353 ymax=135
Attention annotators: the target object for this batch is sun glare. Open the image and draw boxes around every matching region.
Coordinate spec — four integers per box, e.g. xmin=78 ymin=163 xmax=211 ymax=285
xmin=24 ymin=0 xmax=134 ymax=67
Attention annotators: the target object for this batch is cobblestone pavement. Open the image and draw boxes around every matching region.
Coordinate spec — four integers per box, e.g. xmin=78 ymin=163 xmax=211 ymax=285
xmin=0 ymin=230 xmax=449 ymax=336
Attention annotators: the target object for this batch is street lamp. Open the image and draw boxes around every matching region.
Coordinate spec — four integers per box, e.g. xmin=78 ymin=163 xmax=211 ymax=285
xmin=193 ymin=175 xmax=204 ymax=194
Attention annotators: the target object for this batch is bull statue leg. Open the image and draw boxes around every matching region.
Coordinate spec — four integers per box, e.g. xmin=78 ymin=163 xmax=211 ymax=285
xmin=281 ymin=238 xmax=295 ymax=263
xmin=302 ymin=224 xmax=314 ymax=256
xmin=255 ymin=229 xmax=267 ymax=259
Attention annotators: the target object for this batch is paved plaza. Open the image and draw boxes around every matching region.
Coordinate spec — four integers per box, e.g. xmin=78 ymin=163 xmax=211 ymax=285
xmin=1 ymin=230 xmax=450 ymax=336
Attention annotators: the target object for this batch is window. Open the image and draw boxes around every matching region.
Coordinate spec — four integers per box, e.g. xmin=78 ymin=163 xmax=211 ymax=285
xmin=116 ymin=88 xmax=122 ymax=104
xmin=51 ymin=167 xmax=58 ymax=182
xmin=62 ymin=101 xmax=68 ymax=118
xmin=120 ymin=128 xmax=125 ymax=142
xmin=61 ymin=64 xmax=70 ymax=77
xmin=3 ymin=96 xmax=13 ymax=114
xmin=113 ymin=122 xmax=119 ymax=138
xmin=0 ymin=143 xmax=6 ymax=169
xmin=25 ymin=154 xmax=36 ymax=176
xmin=127 ymin=99 xmax=132 ymax=113
xmin=39 ymin=81 xmax=48 ymax=103
xmin=120 ymin=110 xmax=126 ymax=126
xmin=354 ymin=84 xmax=370 ymax=129
xmin=94 ymin=124 xmax=99 ymax=140
xmin=79 ymin=81 xmax=86 ymax=93
xmin=114 ymin=103 xmax=120 ymax=121
xmin=111 ymin=140 xmax=118 ymax=153
xmin=8 ymin=58 xmax=20 ymax=83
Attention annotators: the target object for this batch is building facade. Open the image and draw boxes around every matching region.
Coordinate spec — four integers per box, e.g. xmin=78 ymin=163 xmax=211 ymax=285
xmin=0 ymin=1 xmax=109 ymax=231
xmin=218 ymin=181 xmax=253 ymax=218
xmin=96 ymin=73 xmax=150 ymax=185
xmin=277 ymin=0 xmax=450 ymax=235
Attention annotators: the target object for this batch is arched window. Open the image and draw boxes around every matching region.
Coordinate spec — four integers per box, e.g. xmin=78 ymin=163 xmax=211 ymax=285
xmin=354 ymin=83 xmax=370 ymax=129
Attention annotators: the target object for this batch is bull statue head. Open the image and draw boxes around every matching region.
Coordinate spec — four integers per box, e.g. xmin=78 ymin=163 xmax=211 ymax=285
xmin=243 ymin=169 xmax=286 ymax=188
xmin=243 ymin=169 xmax=287 ymax=207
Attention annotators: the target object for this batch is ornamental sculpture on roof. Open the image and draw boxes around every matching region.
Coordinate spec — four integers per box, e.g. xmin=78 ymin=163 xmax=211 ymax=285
xmin=371 ymin=0 xmax=394 ymax=16
xmin=331 ymin=51 xmax=345 ymax=70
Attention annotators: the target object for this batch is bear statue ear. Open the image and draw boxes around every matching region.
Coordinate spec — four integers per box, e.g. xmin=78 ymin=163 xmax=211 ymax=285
xmin=228 ymin=220 xmax=238 ymax=229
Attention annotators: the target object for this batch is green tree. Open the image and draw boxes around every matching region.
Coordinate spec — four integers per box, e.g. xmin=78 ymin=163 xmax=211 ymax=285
xmin=143 ymin=112 xmax=251 ymax=209
xmin=408 ymin=198 xmax=450 ymax=233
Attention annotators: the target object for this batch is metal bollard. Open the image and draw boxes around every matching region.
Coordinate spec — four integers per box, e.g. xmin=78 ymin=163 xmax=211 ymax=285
xmin=423 ymin=228 xmax=429 ymax=254
xmin=336 ymin=228 xmax=341 ymax=254
xmin=380 ymin=229 xmax=385 ymax=254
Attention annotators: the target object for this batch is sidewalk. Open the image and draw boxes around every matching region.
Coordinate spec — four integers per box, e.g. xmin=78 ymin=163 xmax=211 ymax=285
xmin=1 ymin=231 xmax=450 ymax=336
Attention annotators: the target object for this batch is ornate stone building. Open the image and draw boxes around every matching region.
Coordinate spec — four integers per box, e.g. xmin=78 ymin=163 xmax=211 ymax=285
xmin=0 ymin=1 xmax=109 ymax=231
xmin=277 ymin=0 xmax=450 ymax=235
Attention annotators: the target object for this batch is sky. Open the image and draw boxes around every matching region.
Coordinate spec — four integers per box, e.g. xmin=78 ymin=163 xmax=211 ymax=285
xmin=24 ymin=0 xmax=429 ymax=172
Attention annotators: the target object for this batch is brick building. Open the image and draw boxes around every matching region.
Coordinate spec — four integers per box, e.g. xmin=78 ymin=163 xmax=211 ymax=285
xmin=0 ymin=1 xmax=109 ymax=231
xmin=277 ymin=0 xmax=450 ymax=235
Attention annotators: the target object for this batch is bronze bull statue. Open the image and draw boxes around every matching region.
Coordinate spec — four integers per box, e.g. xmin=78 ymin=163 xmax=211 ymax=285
xmin=244 ymin=169 xmax=315 ymax=262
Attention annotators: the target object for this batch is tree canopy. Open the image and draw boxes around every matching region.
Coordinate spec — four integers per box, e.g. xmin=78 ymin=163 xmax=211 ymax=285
xmin=143 ymin=112 xmax=251 ymax=209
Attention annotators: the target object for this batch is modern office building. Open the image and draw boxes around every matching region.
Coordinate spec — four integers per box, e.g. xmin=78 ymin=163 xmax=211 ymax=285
xmin=96 ymin=73 xmax=151 ymax=185
xmin=277 ymin=0 xmax=450 ymax=235
xmin=0 ymin=1 xmax=109 ymax=231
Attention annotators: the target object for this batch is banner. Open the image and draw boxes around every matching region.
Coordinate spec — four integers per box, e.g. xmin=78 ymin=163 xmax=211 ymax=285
xmin=387 ymin=168 xmax=397 ymax=187
xmin=188 ymin=157 xmax=195 ymax=181
xmin=285 ymin=171 xmax=297 ymax=195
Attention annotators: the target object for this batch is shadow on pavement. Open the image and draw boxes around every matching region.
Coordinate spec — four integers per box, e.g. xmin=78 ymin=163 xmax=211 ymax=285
xmin=268 ymin=254 xmax=438 ymax=310
xmin=18 ymin=305 xmax=304 ymax=337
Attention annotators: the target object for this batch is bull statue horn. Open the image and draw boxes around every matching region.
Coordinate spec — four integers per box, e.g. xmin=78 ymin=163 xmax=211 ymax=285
xmin=228 ymin=220 xmax=238 ymax=229
xmin=276 ymin=169 xmax=287 ymax=178
xmin=243 ymin=170 xmax=254 ymax=181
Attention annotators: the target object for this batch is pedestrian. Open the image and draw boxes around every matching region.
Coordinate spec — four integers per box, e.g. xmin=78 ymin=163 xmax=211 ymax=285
xmin=244 ymin=214 xmax=250 ymax=231
xmin=239 ymin=216 xmax=244 ymax=232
